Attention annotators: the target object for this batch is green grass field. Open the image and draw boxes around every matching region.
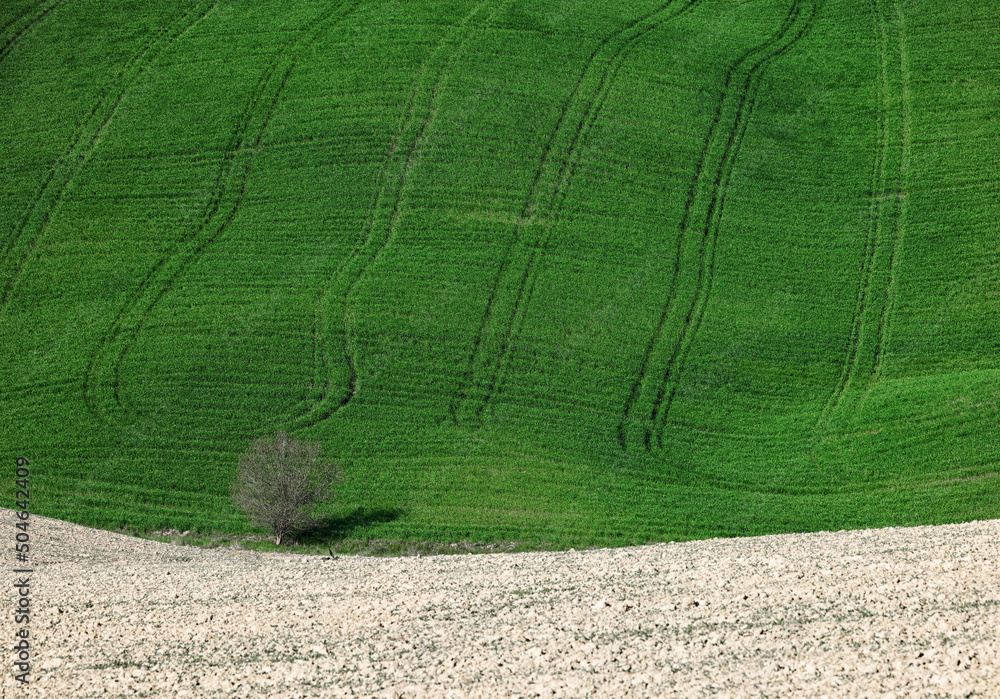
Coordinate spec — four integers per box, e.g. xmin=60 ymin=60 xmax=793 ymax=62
xmin=2 ymin=0 xmax=998 ymax=554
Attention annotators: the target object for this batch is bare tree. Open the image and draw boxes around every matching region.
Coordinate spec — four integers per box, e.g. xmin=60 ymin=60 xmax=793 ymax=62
xmin=232 ymin=432 xmax=343 ymax=546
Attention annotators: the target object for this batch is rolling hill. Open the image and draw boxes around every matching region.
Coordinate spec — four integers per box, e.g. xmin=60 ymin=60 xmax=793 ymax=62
xmin=2 ymin=0 xmax=997 ymax=551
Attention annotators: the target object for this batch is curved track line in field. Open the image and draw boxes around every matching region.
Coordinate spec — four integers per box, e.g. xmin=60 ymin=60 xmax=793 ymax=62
xmin=649 ymin=1 xmax=819 ymax=450
xmin=870 ymin=0 xmax=909 ymax=386
xmin=814 ymin=0 xmax=888 ymax=430
xmin=0 ymin=0 xmax=65 ymax=66
xmin=451 ymin=0 xmax=704 ymax=428
xmin=623 ymin=0 xmax=808 ymax=449
xmin=290 ymin=0 xmax=503 ymax=431
xmin=815 ymin=0 xmax=908 ymax=433
xmin=1 ymin=0 xmax=218 ymax=322
xmin=617 ymin=0 xmax=818 ymax=452
xmin=84 ymin=1 xmax=358 ymax=425
xmin=479 ymin=0 xmax=709 ymax=425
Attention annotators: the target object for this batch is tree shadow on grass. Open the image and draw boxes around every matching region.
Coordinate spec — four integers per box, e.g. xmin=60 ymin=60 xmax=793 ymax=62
xmin=297 ymin=506 xmax=404 ymax=545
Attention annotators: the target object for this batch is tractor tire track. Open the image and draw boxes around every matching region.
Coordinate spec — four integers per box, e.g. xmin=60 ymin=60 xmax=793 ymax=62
xmin=621 ymin=0 xmax=805 ymax=450
xmin=0 ymin=0 xmax=71 ymax=263
xmin=618 ymin=0 xmax=818 ymax=452
xmin=289 ymin=0 xmax=503 ymax=431
xmin=870 ymin=0 xmax=909 ymax=387
xmin=1 ymin=0 xmax=218 ymax=322
xmin=478 ymin=0 xmax=708 ymax=424
xmin=0 ymin=0 xmax=65 ymax=66
xmin=814 ymin=0 xmax=908 ymax=436
xmin=452 ymin=0 xmax=704 ymax=428
xmin=813 ymin=0 xmax=888 ymax=432
xmin=84 ymin=1 xmax=358 ymax=425
xmin=649 ymin=1 xmax=819 ymax=450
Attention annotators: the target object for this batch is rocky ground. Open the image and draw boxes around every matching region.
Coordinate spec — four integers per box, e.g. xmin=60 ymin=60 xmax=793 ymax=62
xmin=2 ymin=510 xmax=999 ymax=697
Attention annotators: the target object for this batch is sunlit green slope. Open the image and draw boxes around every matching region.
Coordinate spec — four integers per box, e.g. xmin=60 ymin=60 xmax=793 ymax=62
xmin=2 ymin=0 xmax=997 ymax=548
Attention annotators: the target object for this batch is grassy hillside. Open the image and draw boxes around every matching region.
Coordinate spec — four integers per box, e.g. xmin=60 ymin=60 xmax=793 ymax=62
xmin=2 ymin=0 xmax=998 ymax=551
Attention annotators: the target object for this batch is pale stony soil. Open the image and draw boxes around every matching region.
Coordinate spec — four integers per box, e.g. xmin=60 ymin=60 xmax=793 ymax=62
xmin=3 ymin=510 xmax=999 ymax=697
